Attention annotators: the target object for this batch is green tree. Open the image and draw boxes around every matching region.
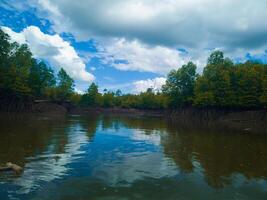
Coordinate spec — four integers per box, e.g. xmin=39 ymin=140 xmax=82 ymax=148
xmin=57 ymin=68 xmax=74 ymax=101
xmin=162 ymin=61 xmax=197 ymax=107
xmin=139 ymin=88 xmax=155 ymax=109
xmin=194 ymin=51 xmax=234 ymax=107
xmin=260 ymin=75 xmax=267 ymax=106
xmin=70 ymin=92 xmax=82 ymax=105
xmin=207 ymin=50 xmax=224 ymax=65
xmin=102 ymin=91 xmax=115 ymax=107
xmin=234 ymin=63 xmax=263 ymax=107
xmin=1 ymin=42 xmax=33 ymax=97
xmin=194 ymin=76 xmax=216 ymax=106
xmin=0 ymin=29 xmax=12 ymax=88
xmin=29 ymin=61 xmax=56 ymax=97
xmin=81 ymin=82 xmax=101 ymax=106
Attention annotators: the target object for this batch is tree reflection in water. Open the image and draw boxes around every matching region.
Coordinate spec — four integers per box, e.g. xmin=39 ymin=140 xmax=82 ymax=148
xmin=0 ymin=113 xmax=267 ymax=197
xmin=96 ymin=115 xmax=267 ymax=189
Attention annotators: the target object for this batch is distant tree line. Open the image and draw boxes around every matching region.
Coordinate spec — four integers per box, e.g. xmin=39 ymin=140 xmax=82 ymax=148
xmin=1 ymin=28 xmax=267 ymax=110
xmin=163 ymin=51 xmax=267 ymax=109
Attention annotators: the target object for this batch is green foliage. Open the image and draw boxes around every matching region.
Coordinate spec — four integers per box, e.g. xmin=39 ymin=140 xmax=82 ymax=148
xmin=70 ymin=93 xmax=82 ymax=105
xmin=81 ymin=83 xmax=101 ymax=106
xmin=259 ymin=75 xmax=267 ymax=106
xmin=0 ymin=28 xmax=77 ymax=103
xmin=207 ymin=50 xmax=225 ymax=65
xmin=44 ymin=87 xmax=58 ymax=100
xmin=119 ymin=94 xmax=139 ymax=108
xmin=233 ymin=63 xmax=263 ymax=107
xmin=162 ymin=62 xmax=197 ymax=107
xmin=194 ymin=52 xmax=234 ymax=107
xmin=56 ymin=68 xmax=75 ymax=101
xmin=29 ymin=61 xmax=56 ymax=97
xmin=193 ymin=77 xmax=216 ymax=106
xmin=1 ymin=26 xmax=267 ymax=110
xmin=137 ymin=88 xmax=167 ymax=109
xmin=194 ymin=52 xmax=266 ymax=108
xmin=0 ymin=29 xmax=33 ymax=97
xmin=80 ymin=86 xmax=168 ymax=110
xmin=102 ymin=91 xmax=115 ymax=107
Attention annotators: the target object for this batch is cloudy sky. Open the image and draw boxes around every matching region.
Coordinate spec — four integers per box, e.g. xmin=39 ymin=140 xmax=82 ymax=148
xmin=1 ymin=0 xmax=267 ymax=93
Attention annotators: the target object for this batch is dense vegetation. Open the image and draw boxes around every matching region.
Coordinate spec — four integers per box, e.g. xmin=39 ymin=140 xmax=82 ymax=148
xmin=0 ymin=29 xmax=76 ymax=108
xmin=1 ymin=28 xmax=267 ymax=110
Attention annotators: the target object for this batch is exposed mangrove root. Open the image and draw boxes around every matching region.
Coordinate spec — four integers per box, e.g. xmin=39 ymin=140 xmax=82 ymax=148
xmin=0 ymin=162 xmax=23 ymax=174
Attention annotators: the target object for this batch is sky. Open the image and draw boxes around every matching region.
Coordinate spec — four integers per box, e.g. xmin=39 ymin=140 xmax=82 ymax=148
xmin=1 ymin=0 xmax=267 ymax=93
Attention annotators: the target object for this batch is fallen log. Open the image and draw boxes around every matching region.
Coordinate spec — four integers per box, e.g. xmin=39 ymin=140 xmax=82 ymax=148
xmin=0 ymin=162 xmax=23 ymax=174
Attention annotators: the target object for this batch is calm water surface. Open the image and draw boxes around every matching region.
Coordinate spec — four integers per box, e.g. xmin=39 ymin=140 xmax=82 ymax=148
xmin=0 ymin=114 xmax=267 ymax=200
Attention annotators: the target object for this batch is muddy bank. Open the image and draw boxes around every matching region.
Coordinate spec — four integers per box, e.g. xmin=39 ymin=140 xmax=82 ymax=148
xmin=32 ymin=102 xmax=68 ymax=115
xmin=0 ymin=101 xmax=68 ymax=115
xmin=70 ymin=107 xmax=166 ymax=117
xmin=71 ymin=106 xmax=267 ymax=133
xmin=169 ymin=108 xmax=267 ymax=134
xmin=1 ymin=101 xmax=267 ymax=133
xmin=71 ymin=106 xmax=267 ymax=122
xmin=0 ymin=96 xmax=33 ymax=112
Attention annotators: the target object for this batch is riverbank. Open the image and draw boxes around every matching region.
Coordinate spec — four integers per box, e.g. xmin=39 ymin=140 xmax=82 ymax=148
xmin=70 ymin=107 xmax=166 ymax=117
xmin=168 ymin=108 xmax=267 ymax=134
xmin=72 ymin=107 xmax=267 ymax=133
xmin=1 ymin=101 xmax=267 ymax=133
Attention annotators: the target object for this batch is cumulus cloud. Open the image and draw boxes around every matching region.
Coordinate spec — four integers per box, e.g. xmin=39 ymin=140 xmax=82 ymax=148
xmin=1 ymin=26 xmax=95 ymax=82
xmin=33 ymin=0 xmax=267 ymax=52
xmin=133 ymin=77 xmax=166 ymax=93
xmin=23 ymin=0 xmax=267 ymax=75
xmin=96 ymin=39 xmax=191 ymax=74
xmin=2 ymin=0 xmax=267 ymax=81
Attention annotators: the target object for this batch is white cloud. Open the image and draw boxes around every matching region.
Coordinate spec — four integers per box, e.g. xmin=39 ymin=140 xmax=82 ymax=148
xmin=74 ymin=88 xmax=85 ymax=94
xmin=99 ymin=82 xmax=133 ymax=93
xmin=90 ymin=67 xmax=96 ymax=71
xmin=133 ymin=77 xmax=166 ymax=93
xmin=28 ymin=0 xmax=267 ymax=75
xmin=96 ymin=39 xmax=190 ymax=74
xmin=98 ymin=77 xmax=166 ymax=94
xmin=1 ymin=26 xmax=95 ymax=82
xmin=13 ymin=123 xmax=88 ymax=194
xmin=3 ymin=0 xmax=267 ymax=80
xmin=2 ymin=26 xmax=26 ymax=44
xmin=33 ymin=0 xmax=267 ymax=51
xmin=131 ymin=130 xmax=162 ymax=146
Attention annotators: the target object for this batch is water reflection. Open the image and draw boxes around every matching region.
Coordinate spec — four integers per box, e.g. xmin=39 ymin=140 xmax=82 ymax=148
xmin=101 ymin=116 xmax=267 ymax=186
xmin=163 ymin=121 xmax=267 ymax=189
xmin=0 ymin=114 xmax=267 ymax=199
xmin=0 ymin=114 xmax=98 ymax=198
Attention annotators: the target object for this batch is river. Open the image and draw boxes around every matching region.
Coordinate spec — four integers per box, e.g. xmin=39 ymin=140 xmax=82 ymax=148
xmin=0 ymin=114 xmax=267 ymax=200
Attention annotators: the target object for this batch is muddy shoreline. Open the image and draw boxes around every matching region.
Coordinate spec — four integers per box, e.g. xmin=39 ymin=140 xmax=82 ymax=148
xmin=1 ymin=102 xmax=267 ymax=134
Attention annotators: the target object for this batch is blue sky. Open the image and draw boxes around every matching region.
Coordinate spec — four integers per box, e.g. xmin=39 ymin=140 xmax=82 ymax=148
xmin=1 ymin=0 xmax=267 ymax=93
